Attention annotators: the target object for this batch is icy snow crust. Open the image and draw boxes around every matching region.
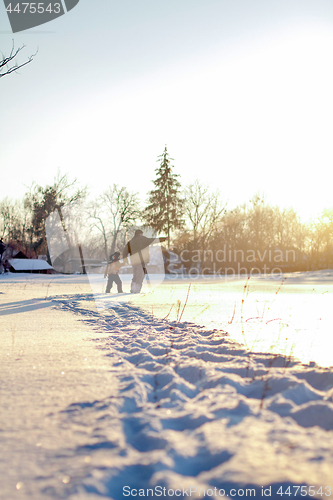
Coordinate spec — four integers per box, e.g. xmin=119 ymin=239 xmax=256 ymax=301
xmin=1 ymin=272 xmax=333 ymax=499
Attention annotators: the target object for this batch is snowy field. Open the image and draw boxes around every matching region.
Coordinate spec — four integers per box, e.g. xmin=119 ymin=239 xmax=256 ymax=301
xmin=1 ymin=271 xmax=333 ymax=500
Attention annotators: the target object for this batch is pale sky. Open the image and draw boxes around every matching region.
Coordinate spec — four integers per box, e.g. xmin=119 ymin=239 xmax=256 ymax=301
xmin=1 ymin=0 xmax=333 ymax=222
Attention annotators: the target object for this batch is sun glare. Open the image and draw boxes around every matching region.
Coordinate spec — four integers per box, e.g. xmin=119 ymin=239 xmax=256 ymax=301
xmin=4 ymin=22 xmax=333 ymax=222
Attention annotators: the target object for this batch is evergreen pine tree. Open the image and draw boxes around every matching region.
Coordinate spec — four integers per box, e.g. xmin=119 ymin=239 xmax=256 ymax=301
xmin=144 ymin=146 xmax=184 ymax=244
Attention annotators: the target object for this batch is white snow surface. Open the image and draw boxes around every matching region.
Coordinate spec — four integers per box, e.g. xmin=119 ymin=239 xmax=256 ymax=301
xmin=8 ymin=258 xmax=53 ymax=271
xmin=1 ymin=271 xmax=333 ymax=500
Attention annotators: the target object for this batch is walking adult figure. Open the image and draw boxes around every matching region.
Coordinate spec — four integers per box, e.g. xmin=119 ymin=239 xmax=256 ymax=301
xmin=123 ymin=230 xmax=167 ymax=293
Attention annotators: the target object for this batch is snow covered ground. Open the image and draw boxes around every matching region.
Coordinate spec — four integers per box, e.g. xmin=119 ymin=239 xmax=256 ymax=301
xmin=1 ymin=271 xmax=333 ymax=500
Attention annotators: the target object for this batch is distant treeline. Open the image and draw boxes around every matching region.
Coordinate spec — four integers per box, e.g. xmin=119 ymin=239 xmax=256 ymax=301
xmin=1 ymin=149 xmax=333 ymax=273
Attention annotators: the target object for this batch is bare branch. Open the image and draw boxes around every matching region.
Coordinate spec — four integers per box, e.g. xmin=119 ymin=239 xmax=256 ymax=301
xmin=0 ymin=40 xmax=37 ymax=79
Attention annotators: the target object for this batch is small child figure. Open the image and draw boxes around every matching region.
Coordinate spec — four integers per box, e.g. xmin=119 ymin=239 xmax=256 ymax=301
xmin=104 ymin=252 xmax=123 ymax=293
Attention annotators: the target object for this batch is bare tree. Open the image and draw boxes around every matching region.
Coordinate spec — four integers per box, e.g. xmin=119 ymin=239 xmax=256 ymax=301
xmin=273 ymin=206 xmax=300 ymax=248
xmin=0 ymin=196 xmax=34 ymax=260
xmin=103 ymin=185 xmax=141 ymax=254
xmin=183 ymin=180 xmax=226 ymax=251
xmin=310 ymin=209 xmax=333 ymax=269
xmin=87 ymin=185 xmax=140 ymax=260
xmin=245 ymin=194 xmax=276 ymax=251
xmin=86 ymin=200 xmax=110 ymax=262
xmin=217 ymin=205 xmax=249 ymax=250
xmin=1 ymin=41 xmax=36 ymax=79
xmin=0 ymin=198 xmax=19 ymax=240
